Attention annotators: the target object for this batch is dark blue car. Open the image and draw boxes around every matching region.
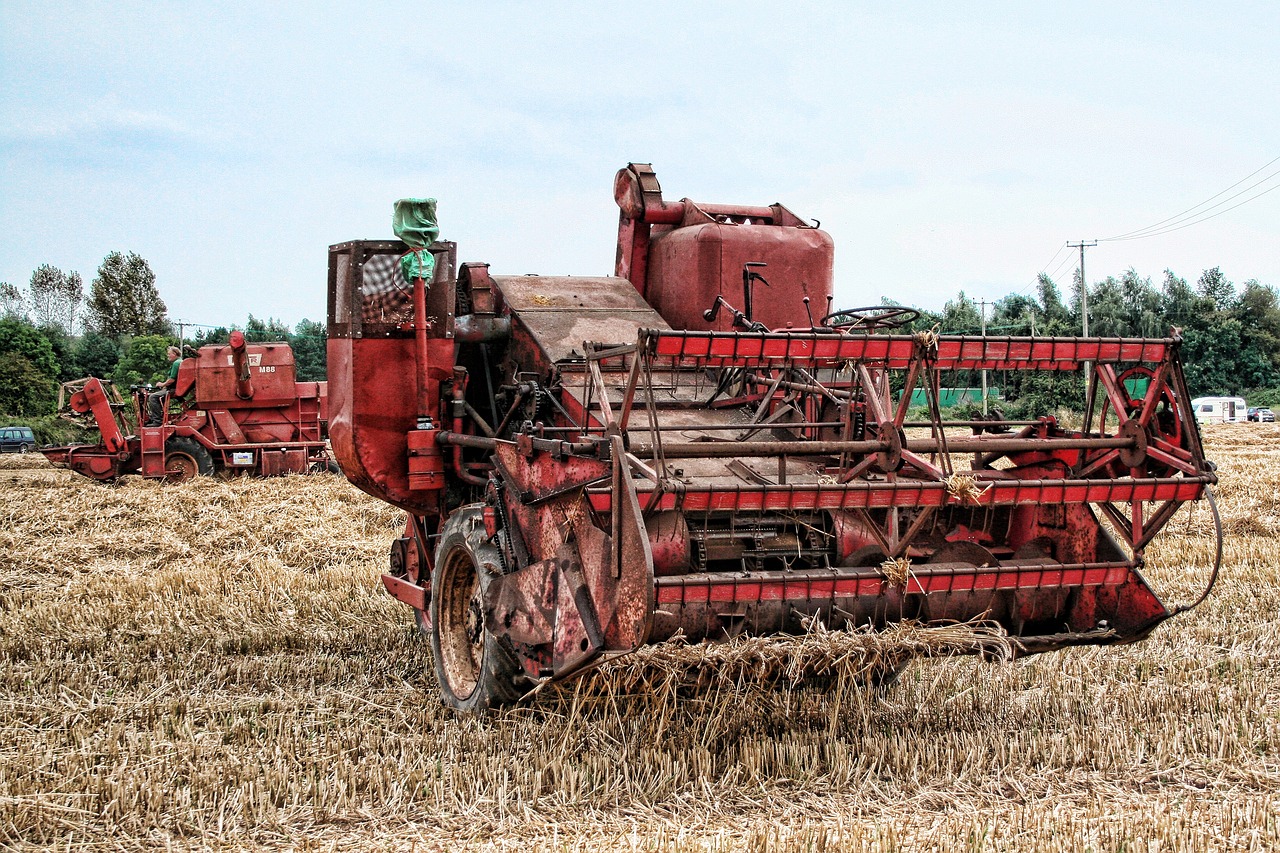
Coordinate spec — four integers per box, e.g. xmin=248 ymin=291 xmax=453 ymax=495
xmin=0 ymin=425 xmax=36 ymax=453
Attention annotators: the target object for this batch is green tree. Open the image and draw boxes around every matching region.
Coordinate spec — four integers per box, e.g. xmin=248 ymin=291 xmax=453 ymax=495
xmin=1232 ymin=280 xmax=1280 ymax=383
xmin=1086 ymin=276 xmax=1128 ymax=337
xmin=28 ymin=264 xmax=83 ymax=334
xmin=291 ymin=318 xmax=327 ymax=381
xmin=72 ymin=332 xmax=122 ymax=379
xmin=1119 ymin=269 xmax=1162 ymax=337
xmin=244 ymin=314 xmax=292 ymax=342
xmin=0 ymin=282 xmax=26 ymax=320
xmin=0 ymin=317 xmax=60 ymax=415
xmin=86 ymin=251 xmax=170 ymax=339
xmin=40 ymin=326 xmax=81 ymax=382
xmin=0 ymin=356 xmax=57 ymax=415
xmin=1161 ymin=270 xmax=1199 ymax=328
xmin=1036 ymin=273 xmax=1071 ymax=330
xmin=112 ymin=335 xmax=175 ymax=387
xmin=0 ymin=317 xmax=58 ymax=377
xmin=1197 ymin=266 xmax=1235 ymax=311
xmin=1181 ymin=315 xmax=1249 ymax=396
xmin=991 ymin=293 xmax=1039 ymax=335
xmin=190 ymin=326 xmax=232 ymax=349
xmin=940 ymin=291 xmax=982 ymax=333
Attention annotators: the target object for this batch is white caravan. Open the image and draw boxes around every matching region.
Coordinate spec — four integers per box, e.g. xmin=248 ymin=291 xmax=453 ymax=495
xmin=1190 ymin=396 xmax=1248 ymax=424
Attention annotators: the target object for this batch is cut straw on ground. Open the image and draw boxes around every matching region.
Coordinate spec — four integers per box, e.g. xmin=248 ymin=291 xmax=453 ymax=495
xmin=0 ymin=425 xmax=1278 ymax=850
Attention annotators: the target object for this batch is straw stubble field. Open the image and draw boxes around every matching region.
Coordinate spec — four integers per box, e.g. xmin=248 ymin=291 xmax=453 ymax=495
xmin=1 ymin=425 xmax=1278 ymax=851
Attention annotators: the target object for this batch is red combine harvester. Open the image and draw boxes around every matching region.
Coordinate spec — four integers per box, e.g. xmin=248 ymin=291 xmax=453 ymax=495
xmin=44 ymin=332 xmax=330 ymax=481
xmin=328 ymin=164 xmax=1221 ymax=710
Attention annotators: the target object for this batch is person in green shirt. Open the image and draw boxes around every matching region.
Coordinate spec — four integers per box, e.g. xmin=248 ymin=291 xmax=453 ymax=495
xmin=146 ymin=346 xmax=184 ymax=426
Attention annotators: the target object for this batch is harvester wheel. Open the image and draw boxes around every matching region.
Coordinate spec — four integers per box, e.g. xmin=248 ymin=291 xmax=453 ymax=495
xmin=430 ymin=506 xmax=528 ymax=711
xmin=164 ymin=436 xmax=214 ymax=482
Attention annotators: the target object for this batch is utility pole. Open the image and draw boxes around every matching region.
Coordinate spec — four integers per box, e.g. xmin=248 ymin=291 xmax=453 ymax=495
xmin=1068 ymin=240 xmax=1097 ymax=391
xmin=175 ymin=319 xmax=186 ymax=352
xmin=979 ymin=299 xmax=988 ymax=415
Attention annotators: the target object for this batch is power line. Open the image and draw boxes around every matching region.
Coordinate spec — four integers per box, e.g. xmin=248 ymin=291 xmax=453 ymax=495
xmin=1101 ymin=155 xmax=1280 ymax=242
xmin=1103 ymin=179 xmax=1280 ymax=242
xmin=1016 ymin=241 xmax=1073 ymax=296
xmin=1038 ymin=242 xmax=1071 ymax=276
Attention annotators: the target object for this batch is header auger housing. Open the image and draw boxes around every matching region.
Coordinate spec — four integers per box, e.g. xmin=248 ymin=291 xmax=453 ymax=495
xmin=328 ymin=163 xmax=1220 ymax=711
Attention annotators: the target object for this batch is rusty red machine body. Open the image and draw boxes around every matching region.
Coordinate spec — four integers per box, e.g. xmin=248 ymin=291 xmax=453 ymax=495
xmin=44 ymin=332 xmax=330 ymax=481
xmin=328 ymin=163 xmax=1219 ymax=710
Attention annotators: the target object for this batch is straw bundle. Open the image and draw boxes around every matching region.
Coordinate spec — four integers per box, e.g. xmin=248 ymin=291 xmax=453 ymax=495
xmin=555 ymin=619 xmax=1013 ymax=702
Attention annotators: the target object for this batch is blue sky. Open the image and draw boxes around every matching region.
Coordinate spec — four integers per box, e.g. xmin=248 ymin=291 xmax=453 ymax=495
xmin=2 ymin=2 xmax=1278 ymax=329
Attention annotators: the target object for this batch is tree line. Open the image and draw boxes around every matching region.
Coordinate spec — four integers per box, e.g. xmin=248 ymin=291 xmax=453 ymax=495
xmin=0 ymin=253 xmax=327 ymax=418
xmin=885 ymin=265 xmax=1280 ymax=417
xmin=3 ymin=252 xmax=1277 ymax=421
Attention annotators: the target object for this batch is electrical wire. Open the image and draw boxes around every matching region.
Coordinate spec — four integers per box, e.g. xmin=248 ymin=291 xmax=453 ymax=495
xmin=1046 ymin=250 xmax=1078 ymax=284
xmin=1101 ymin=155 xmax=1280 ymax=242
xmin=1103 ymin=179 xmax=1280 ymax=242
xmin=1016 ymin=241 xmax=1072 ymax=295
xmin=1038 ymin=242 xmax=1070 ymax=276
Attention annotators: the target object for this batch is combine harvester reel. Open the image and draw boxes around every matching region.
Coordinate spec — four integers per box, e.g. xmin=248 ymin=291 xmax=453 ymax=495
xmin=328 ymin=164 xmax=1222 ymax=710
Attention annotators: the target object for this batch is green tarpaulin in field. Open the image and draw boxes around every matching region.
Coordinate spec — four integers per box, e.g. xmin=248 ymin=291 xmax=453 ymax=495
xmin=393 ymin=198 xmax=439 ymax=283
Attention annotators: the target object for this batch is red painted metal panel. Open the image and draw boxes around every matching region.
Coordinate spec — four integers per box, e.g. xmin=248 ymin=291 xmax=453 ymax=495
xmin=642 ymin=215 xmax=833 ymax=335
xmin=381 ymin=573 xmax=427 ymax=610
xmin=648 ymin=331 xmax=1172 ymax=370
xmin=194 ymin=341 xmax=299 ymax=406
xmin=588 ymin=477 xmax=1209 ymax=513
xmin=653 ymin=563 xmax=1131 ymax=606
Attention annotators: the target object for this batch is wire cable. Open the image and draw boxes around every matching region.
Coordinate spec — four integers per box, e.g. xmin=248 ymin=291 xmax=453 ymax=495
xmin=1101 ymin=155 xmax=1280 ymax=241
xmin=1103 ymin=179 xmax=1280 ymax=242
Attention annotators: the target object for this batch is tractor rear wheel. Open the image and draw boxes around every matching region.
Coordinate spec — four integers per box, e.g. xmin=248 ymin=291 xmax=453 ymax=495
xmin=164 ymin=436 xmax=214 ymax=482
xmin=429 ymin=506 xmax=528 ymax=711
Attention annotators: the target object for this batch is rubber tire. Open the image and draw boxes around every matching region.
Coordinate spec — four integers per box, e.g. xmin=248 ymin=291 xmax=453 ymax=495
xmin=429 ymin=505 xmax=528 ymax=712
xmin=19 ymin=443 xmax=32 ymax=454
xmin=164 ymin=436 xmax=214 ymax=481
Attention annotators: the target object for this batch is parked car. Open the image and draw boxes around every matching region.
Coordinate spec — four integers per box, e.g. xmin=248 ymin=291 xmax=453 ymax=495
xmin=1247 ymin=407 xmax=1276 ymax=422
xmin=0 ymin=425 xmax=37 ymax=453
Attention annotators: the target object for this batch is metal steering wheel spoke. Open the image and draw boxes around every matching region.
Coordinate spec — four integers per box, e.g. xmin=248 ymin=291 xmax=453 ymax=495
xmin=821 ymin=305 xmax=920 ymax=331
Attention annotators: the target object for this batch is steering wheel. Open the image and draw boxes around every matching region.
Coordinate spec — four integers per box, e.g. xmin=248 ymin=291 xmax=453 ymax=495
xmin=821 ymin=305 xmax=921 ymax=331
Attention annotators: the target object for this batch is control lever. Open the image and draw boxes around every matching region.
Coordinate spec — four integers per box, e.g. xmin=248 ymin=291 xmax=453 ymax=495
xmin=702 ymin=295 xmax=768 ymax=332
xmin=742 ymin=262 xmax=769 ymax=323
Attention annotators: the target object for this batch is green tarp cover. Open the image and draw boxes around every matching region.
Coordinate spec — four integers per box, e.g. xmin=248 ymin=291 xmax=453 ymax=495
xmin=393 ymin=198 xmax=439 ymax=283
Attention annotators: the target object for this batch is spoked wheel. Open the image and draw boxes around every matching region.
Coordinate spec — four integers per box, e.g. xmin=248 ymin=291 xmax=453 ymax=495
xmin=429 ymin=506 xmax=529 ymax=711
xmin=1097 ymin=365 xmax=1184 ymax=445
xmin=163 ymin=436 xmax=214 ymax=482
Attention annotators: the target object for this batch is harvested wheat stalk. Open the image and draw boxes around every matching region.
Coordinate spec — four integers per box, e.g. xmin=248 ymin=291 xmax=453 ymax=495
xmin=944 ymin=473 xmax=990 ymax=504
xmin=880 ymin=556 xmax=913 ymax=588
xmin=545 ymin=619 xmax=1013 ymax=701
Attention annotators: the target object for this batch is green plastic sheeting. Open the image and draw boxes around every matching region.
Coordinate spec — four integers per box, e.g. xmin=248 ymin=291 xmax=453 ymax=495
xmin=393 ymin=198 xmax=439 ymax=283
